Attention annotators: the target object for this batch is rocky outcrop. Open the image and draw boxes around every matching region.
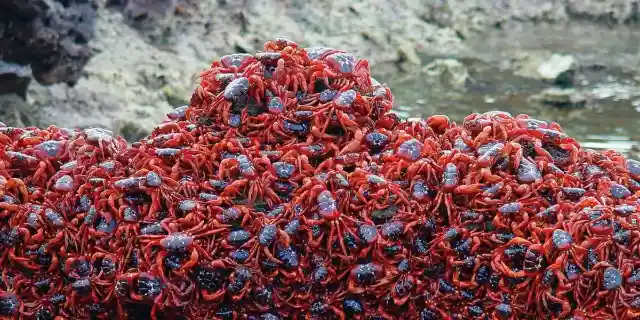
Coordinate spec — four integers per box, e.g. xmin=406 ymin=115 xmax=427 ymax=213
xmin=0 ymin=0 xmax=98 ymax=87
xmin=566 ymin=0 xmax=640 ymax=24
xmin=1 ymin=0 xmax=638 ymax=145
xmin=25 ymin=8 xmax=204 ymax=141
xmin=23 ymin=0 xmax=468 ymax=139
xmin=106 ymin=0 xmax=180 ymax=42
xmin=0 ymin=61 xmax=32 ymax=98
xmin=422 ymin=59 xmax=472 ymax=91
xmin=425 ymin=0 xmax=640 ymax=38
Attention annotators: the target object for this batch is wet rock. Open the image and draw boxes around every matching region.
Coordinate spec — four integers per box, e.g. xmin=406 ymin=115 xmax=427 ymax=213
xmin=396 ymin=43 xmax=422 ymax=71
xmin=511 ymin=51 xmax=578 ymax=86
xmin=422 ymin=59 xmax=471 ymax=91
xmin=0 ymin=61 xmax=32 ymax=98
xmin=530 ymin=87 xmax=588 ymax=108
xmin=0 ymin=0 xmax=98 ymax=85
xmin=537 ymin=54 xmax=579 ymax=87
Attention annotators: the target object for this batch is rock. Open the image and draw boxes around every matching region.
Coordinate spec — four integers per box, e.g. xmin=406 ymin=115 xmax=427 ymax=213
xmin=25 ymin=8 xmax=203 ymax=140
xmin=566 ymin=0 xmax=640 ymax=24
xmin=123 ymin=0 xmax=177 ymax=19
xmin=112 ymin=0 xmax=178 ymax=42
xmin=630 ymin=145 xmax=640 ymax=160
xmin=422 ymin=59 xmax=471 ymax=91
xmin=0 ymin=0 xmax=98 ymax=85
xmin=0 ymin=94 xmax=40 ymax=127
xmin=423 ymin=0 xmax=640 ymax=38
xmin=531 ymin=87 xmax=588 ymax=108
xmin=16 ymin=0 xmax=471 ymax=139
xmin=537 ymin=54 xmax=579 ymax=86
xmin=161 ymin=84 xmax=191 ymax=107
xmin=510 ymin=51 xmax=579 ymax=86
xmin=424 ymin=0 xmax=568 ymax=39
xmin=0 ymin=61 xmax=32 ymax=98
xmin=511 ymin=51 xmax=550 ymax=79
xmin=396 ymin=43 xmax=422 ymax=70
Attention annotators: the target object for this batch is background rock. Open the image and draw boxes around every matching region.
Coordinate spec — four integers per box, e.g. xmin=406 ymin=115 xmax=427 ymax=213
xmin=0 ymin=94 xmax=39 ymax=128
xmin=0 ymin=61 xmax=32 ymax=98
xmin=422 ymin=59 xmax=471 ymax=91
xmin=537 ymin=54 xmax=578 ymax=86
xmin=1 ymin=0 xmax=639 ymax=141
xmin=26 ymin=8 xmax=205 ymax=140
xmin=530 ymin=87 xmax=588 ymax=108
xmin=0 ymin=0 xmax=98 ymax=85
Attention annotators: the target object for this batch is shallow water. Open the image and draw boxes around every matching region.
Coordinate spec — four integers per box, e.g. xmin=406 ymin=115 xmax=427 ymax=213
xmin=376 ymin=23 xmax=640 ymax=157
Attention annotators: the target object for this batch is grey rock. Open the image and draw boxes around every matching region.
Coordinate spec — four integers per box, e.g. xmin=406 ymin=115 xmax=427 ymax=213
xmin=537 ymin=54 xmax=579 ymax=86
xmin=422 ymin=59 xmax=471 ymax=91
xmin=123 ymin=0 xmax=177 ymax=19
xmin=0 ymin=61 xmax=32 ymax=98
xmin=0 ymin=94 xmax=39 ymax=127
xmin=425 ymin=0 xmax=640 ymax=38
xmin=630 ymin=145 xmax=640 ymax=160
xmin=566 ymin=0 xmax=640 ymax=24
xmin=0 ymin=0 xmax=98 ymax=85
xmin=531 ymin=87 xmax=588 ymax=108
xmin=25 ymin=8 xmax=203 ymax=140
xmin=510 ymin=51 xmax=579 ymax=86
xmin=107 ymin=0 xmax=178 ymax=42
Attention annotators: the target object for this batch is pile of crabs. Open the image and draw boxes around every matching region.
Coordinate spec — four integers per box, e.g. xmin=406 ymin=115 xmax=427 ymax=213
xmin=1 ymin=38 xmax=640 ymax=320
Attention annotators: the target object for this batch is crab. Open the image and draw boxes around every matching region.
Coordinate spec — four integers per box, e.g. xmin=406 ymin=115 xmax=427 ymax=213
xmin=347 ymin=262 xmax=385 ymax=294
xmin=114 ymin=271 xmax=165 ymax=319
xmin=139 ymin=222 xmax=225 ymax=282
xmin=337 ymin=128 xmax=391 ymax=157
xmin=240 ymin=216 xmax=292 ymax=264
xmin=69 ymin=127 xmax=127 ymax=165
xmin=371 ymin=259 xmax=417 ymax=306
xmin=491 ymin=237 xmax=544 ymax=289
xmin=310 ymin=89 xmax=366 ymax=135
xmin=350 ymin=169 xmax=410 ymax=208
xmin=219 ymin=159 xmax=279 ymax=207
xmin=0 ymin=227 xmax=38 ymax=271
xmin=0 ymin=291 xmax=20 ymax=317
xmin=294 ymin=176 xmax=359 ymax=258
xmin=309 ymin=52 xmax=371 ymax=93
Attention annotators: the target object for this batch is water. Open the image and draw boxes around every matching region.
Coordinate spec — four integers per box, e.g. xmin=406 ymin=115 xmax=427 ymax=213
xmin=374 ymin=23 xmax=640 ymax=159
